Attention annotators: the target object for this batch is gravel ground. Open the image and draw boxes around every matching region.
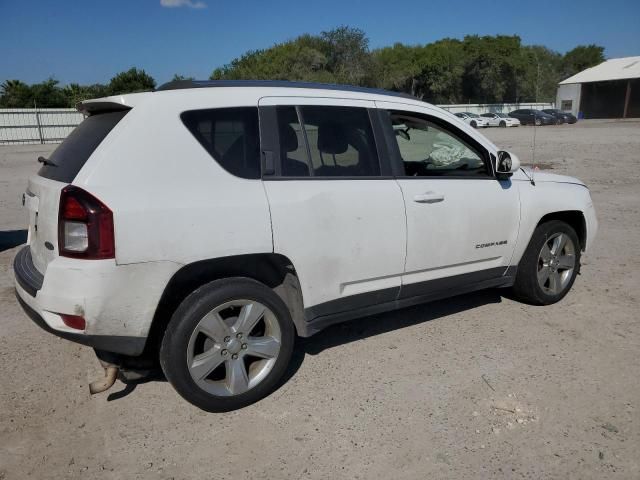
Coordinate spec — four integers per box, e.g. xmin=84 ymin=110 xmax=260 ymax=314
xmin=1 ymin=120 xmax=639 ymax=479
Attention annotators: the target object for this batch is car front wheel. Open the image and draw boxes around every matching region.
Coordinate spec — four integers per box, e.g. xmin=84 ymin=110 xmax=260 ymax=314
xmin=500 ymin=121 xmax=507 ymax=128
xmin=511 ymin=220 xmax=581 ymax=305
xmin=470 ymin=120 xmax=477 ymax=128
xmin=160 ymin=278 xmax=295 ymax=412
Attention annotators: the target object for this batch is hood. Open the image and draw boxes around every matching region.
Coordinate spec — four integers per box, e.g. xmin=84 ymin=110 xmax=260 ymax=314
xmin=519 ymin=167 xmax=586 ymax=187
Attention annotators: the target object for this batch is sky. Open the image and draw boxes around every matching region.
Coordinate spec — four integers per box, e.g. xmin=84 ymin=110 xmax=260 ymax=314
xmin=1 ymin=0 xmax=639 ymax=86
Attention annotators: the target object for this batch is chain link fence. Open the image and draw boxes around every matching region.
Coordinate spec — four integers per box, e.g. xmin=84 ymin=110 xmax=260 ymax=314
xmin=0 ymin=108 xmax=84 ymax=145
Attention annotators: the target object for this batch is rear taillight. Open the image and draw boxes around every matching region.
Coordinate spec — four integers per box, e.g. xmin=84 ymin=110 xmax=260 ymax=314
xmin=58 ymin=185 xmax=115 ymax=259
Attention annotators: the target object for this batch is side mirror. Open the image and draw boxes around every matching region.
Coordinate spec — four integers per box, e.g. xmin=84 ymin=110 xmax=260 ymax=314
xmin=495 ymin=150 xmax=520 ymax=177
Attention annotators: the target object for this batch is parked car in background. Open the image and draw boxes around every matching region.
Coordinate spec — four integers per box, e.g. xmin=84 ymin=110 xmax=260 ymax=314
xmin=542 ymin=109 xmax=577 ymax=124
xmin=454 ymin=112 xmax=488 ymax=128
xmin=508 ymin=109 xmax=555 ymax=126
xmin=480 ymin=112 xmax=521 ymax=127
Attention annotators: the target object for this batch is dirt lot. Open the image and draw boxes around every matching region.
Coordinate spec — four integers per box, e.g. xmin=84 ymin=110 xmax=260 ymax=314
xmin=1 ymin=120 xmax=639 ymax=479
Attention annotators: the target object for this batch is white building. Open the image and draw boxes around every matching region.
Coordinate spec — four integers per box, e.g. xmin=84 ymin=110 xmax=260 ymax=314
xmin=556 ymin=56 xmax=640 ymax=119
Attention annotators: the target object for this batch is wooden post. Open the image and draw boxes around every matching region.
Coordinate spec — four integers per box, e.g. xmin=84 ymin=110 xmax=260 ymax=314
xmin=623 ymin=80 xmax=631 ymax=119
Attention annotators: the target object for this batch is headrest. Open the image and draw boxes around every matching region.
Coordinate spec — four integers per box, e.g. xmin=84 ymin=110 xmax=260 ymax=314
xmin=281 ymin=124 xmax=299 ymax=152
xmin=317 ymin=122 xmax=348 ymax=155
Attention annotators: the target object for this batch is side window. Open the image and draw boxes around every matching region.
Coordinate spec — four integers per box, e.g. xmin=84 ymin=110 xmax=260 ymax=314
xmin=181 ymin=107 xmax=260 ymax=179
xmin=276 ymin=106 xmax=310 ymax=176
xmin=389 ymin=111 xmax=489 ymax=177
xmin=276 ymin=105 xmax=380 ymax=177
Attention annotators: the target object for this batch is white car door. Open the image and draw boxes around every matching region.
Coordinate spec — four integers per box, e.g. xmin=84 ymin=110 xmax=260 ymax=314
xmin=258 ymin=97 xmax=407 ymax=318
xmin=484 ymin=114 xmax=499 ymax=126
xmin=376 ymin=101 xmax=520 ymax=295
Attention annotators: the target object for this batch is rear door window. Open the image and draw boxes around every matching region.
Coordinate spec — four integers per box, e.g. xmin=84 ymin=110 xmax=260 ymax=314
xmin=38 ymin=110 xmax=129 ymax=182
xmin=275 ymin=105 xmax=380 ymax=177
xmin=181 ymin=107 xmax=261 ymax=179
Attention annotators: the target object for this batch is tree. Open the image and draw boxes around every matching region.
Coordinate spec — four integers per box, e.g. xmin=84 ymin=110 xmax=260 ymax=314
xmin=108 ymin=68 xmax=156 ymax=95
xmin=171 ymin=74 xmax=195 ymax=82
xmin=416 ymin=39 xmax=466 ymax=103
xmin=461 ymin=35 xmax=522 ymax=103
xmin=371 ymin=43 xmax=424 ymax=94
xmin=210 ymin=27 xmax=369 ymax=85
xmin=517 ymin=46 xmax=563 ymax=102
xmin=562 ymin=45 xmax=605 ymax=79
xmin=63 ymin=83 xmax=109 ymax=107
xmin=0 ymin=80 xmax=32 ymax=107
xmin=320 ymin=26 xmax=371 ymax=85
xmin=2 ymin=30 xmax=606 ymax=108
xmin=29 ymin=78 xmax=68 ymax=107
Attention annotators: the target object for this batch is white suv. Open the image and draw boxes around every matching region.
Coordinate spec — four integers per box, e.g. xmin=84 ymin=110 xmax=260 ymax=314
xmin=14 ymin=80 xmax=597 ymax=411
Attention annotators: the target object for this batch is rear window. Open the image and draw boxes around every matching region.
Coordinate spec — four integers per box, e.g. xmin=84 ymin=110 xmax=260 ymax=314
xmin=39 ymin=110 xmax=129 ymax=182
xmin=181 ymin=107 xmax=261 ymax=179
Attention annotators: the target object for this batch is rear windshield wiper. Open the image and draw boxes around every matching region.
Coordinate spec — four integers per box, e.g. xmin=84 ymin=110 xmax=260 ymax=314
xmin=38 ymin=156 xmax=57 ymax=167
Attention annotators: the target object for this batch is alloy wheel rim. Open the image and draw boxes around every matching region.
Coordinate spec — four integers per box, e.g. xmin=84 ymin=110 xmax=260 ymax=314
xmin=186 ymin=299 xmax=281 ymax=396
xmin=537 ymin=233 xmax=576 ymax=295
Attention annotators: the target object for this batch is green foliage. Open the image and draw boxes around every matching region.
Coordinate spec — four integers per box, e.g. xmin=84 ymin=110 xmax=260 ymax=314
xmin=517 ymin=46 xmax=563 ymax=102
xmin=211 ymin=29 xmax=606 ymax=104
xmin=562 ymin=45 xmax=605 ymax=79
xmin=0 ymin=32 xmax=607 ymax=108
xmin=172 ymin=74 xmax=195 ymax=81
xmin=0 ymin=68 xmax=157 ymax=108
xmin=461 ymin=35 xmax=522 ymax=103
xmin=107 ymin=68 xmax=156 ymax=95
xmin=211 ymin=27 xmax=369 ymax=85
xmin=62 ymin=83 xmax=110 ymax=107
xmin=0 ymin=80 xmax=32 ymax=107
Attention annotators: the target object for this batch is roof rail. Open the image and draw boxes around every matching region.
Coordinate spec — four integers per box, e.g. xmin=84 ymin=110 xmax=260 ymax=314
xmin=155 ymin=79 xmax=418 ymax=100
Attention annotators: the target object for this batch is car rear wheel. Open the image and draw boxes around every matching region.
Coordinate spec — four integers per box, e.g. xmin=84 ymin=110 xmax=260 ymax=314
xmin=511 ymin=220 xmax=581 ymax=305
xmin=160 ymin=278 xmax=295 ymax=412
xmin=535 ymin=118 xmax=542 ymax=126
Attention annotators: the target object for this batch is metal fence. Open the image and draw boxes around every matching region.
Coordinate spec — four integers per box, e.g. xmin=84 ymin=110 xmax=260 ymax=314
xmin=0 ymin=102 xmax=556 ymax=145
xmin=0 ymin=108 xmax=84 ymax=145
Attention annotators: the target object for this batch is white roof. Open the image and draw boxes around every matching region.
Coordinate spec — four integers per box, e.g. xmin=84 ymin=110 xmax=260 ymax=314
xmin=559 ymin=56 xmax=640 ymax=84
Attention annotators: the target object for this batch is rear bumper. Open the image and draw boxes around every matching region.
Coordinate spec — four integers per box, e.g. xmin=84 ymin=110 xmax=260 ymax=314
xmin=14 ymin=246 xmax=43 ymax=297
xmin=13 ymin=245 xmax=181 ymax=356
xmin=15 ymin=289 xmax=145 ymax=355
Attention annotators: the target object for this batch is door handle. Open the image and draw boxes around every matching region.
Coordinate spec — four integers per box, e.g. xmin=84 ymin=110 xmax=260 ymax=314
xmin=413 ymin=191 xmax=445 ymax=204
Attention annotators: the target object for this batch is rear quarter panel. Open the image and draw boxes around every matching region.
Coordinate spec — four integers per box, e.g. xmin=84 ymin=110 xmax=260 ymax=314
xmin=73 ymin=90 xmax=274 ymax=266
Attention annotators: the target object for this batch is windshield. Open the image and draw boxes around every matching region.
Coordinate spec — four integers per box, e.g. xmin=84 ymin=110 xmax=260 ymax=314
xmin=497 ymin=113 xmax=509 ymax=118
xmin=465 ymin=113 xmax=479 ymax=118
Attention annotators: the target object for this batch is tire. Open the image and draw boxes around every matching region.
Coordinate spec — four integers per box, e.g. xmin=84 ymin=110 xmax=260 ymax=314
xmin=160 ymin=277 xmax=295 ymax=412
xmin=535 ymin=118 xmax=542 ymax=126
xmin=511 ymin=220 xmax=581 ymax=305
xmin=499 ymin=121 xmax=507 ymax=128
xmin=470 ymin=120 xmax=477 ymax=128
